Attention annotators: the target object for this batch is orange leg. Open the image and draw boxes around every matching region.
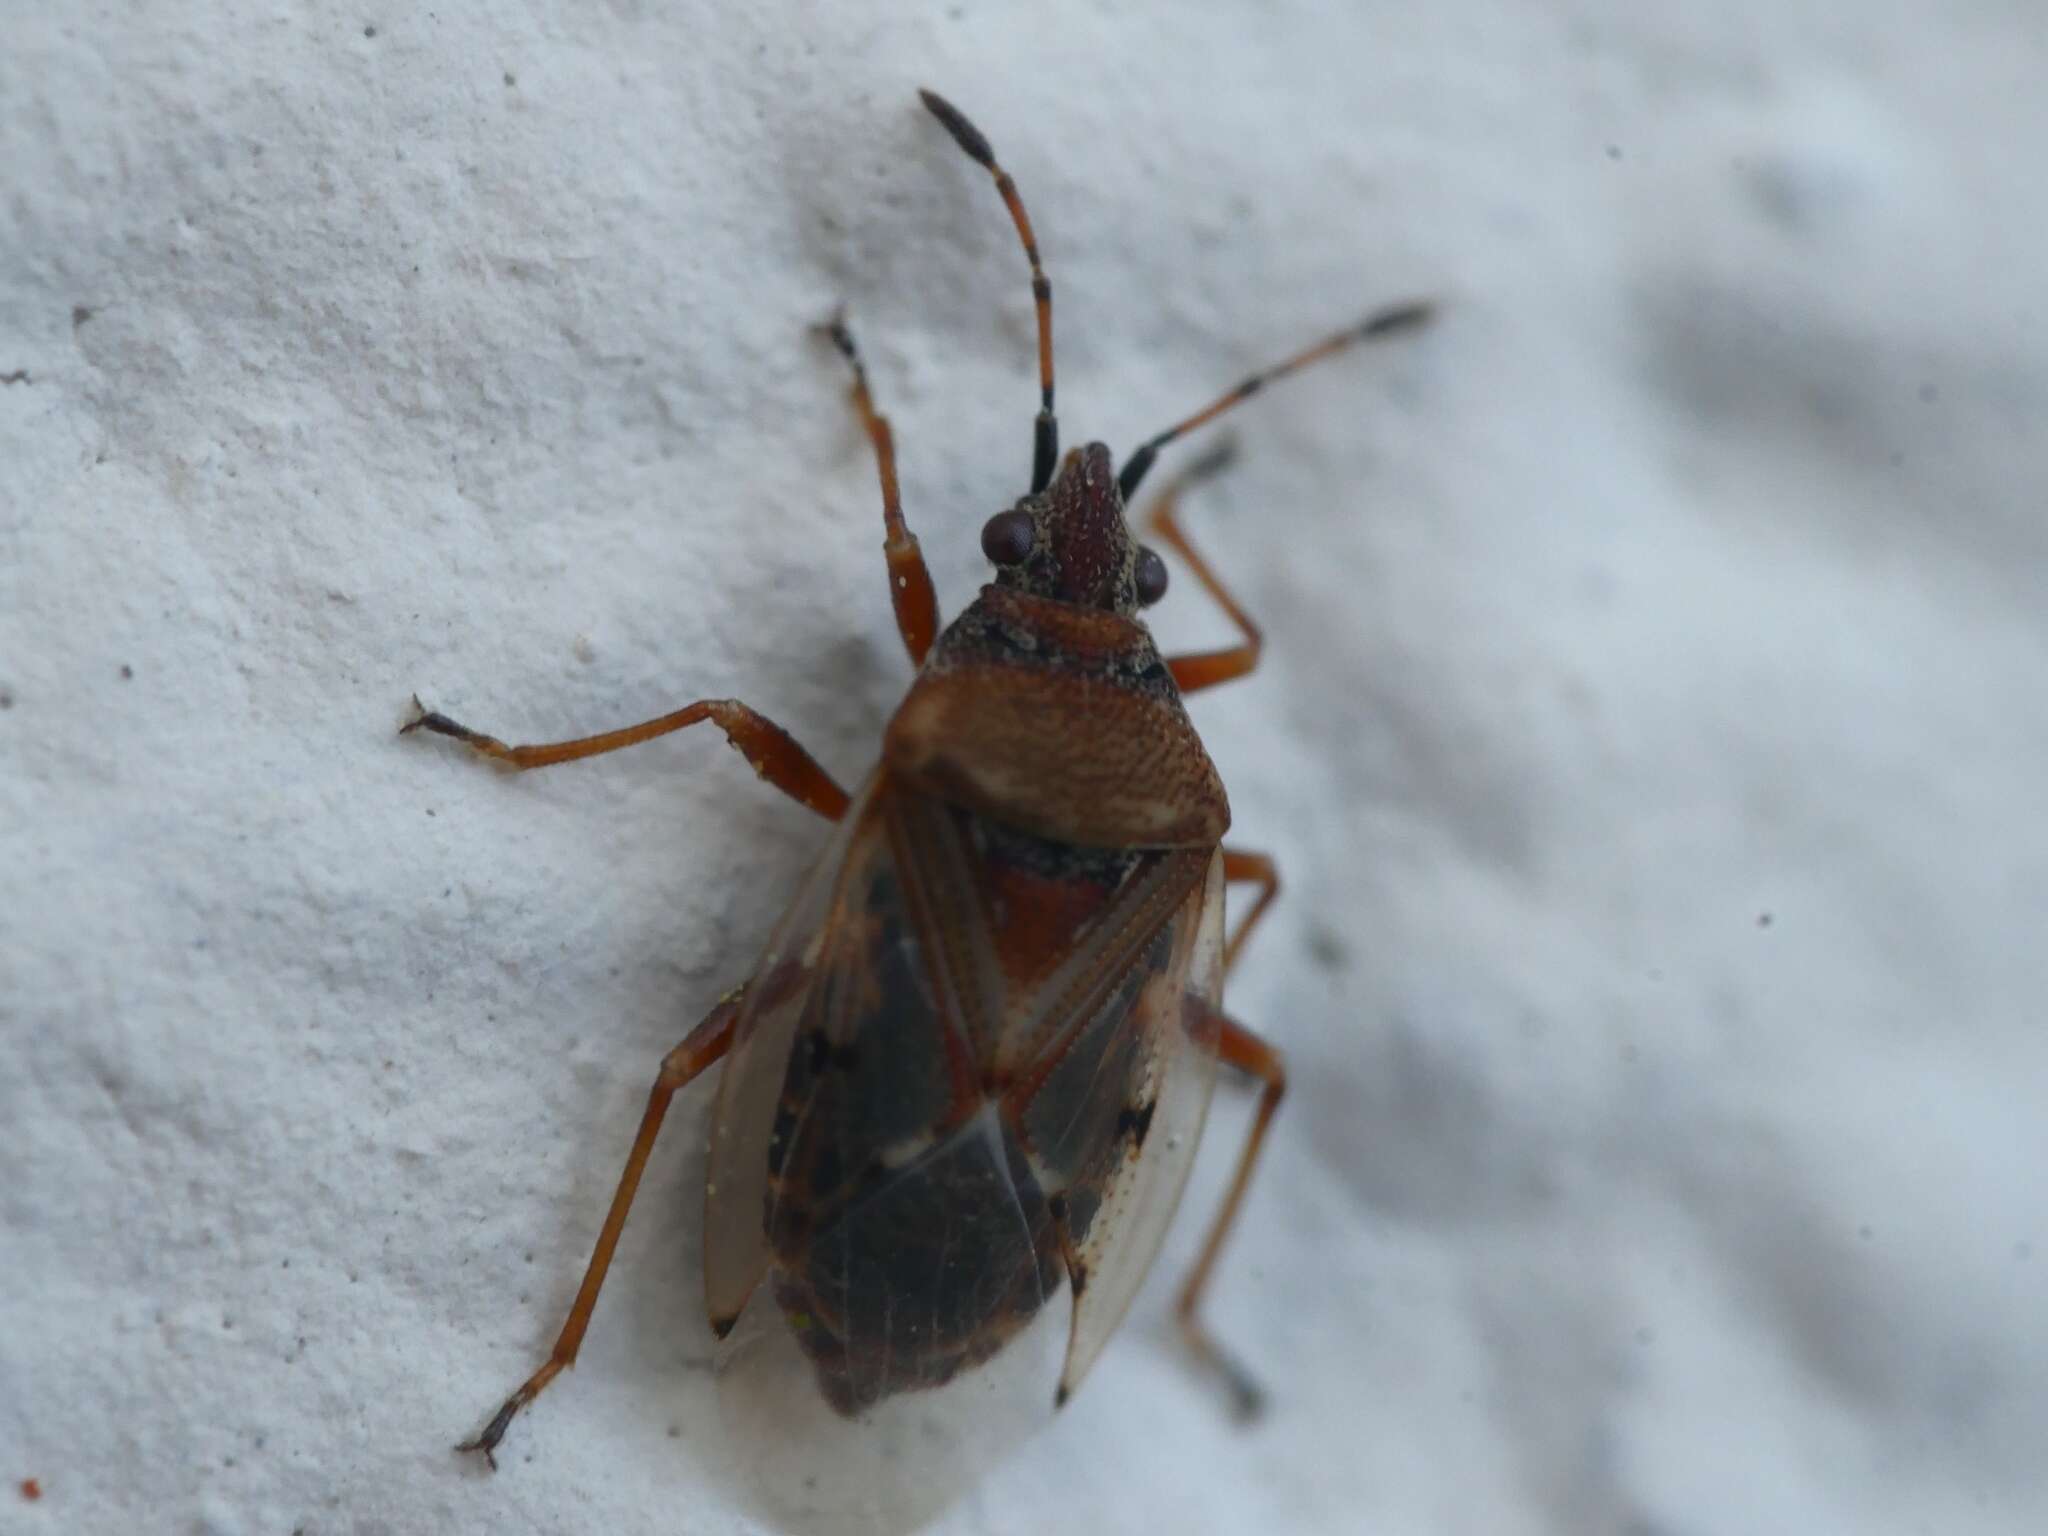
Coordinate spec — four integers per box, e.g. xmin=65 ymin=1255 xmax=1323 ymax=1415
xmin=1143 ymin=443 xmax=1263 ymax=695
xmin=820 ymin=316 xmax=941 ymax=666
xmin=400 ymin=695 xmax=849 ymax=822
xmin=458 ymin=991 xmax=742 ymax=1467
xmin=1179 ymin=1013 xmax=1287 ymax=1420
xmin=1220 ymin=847 xmax=1280 ymax=977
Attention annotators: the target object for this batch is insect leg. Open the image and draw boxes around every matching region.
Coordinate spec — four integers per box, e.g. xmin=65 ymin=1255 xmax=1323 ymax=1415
xmin=458 ymin=989 xmax=743 ymax=1468
xmin=918 ymin=89 xmax=1059 ymax=494
xmin=1220 ymin=848 xmax=1280 ymax=977
xmin=1143 ymin=442 xmax=1263 ymax=695
xmin=1177 ymin=1012 xmax=1287 ymax=1420
xmin=401 ymin=695 xmax=849 ymax=821
xmin=1116 ymin=297 xmax=1433 ymax=501
xmin=819 ymin=314 xmax=941 ymax=666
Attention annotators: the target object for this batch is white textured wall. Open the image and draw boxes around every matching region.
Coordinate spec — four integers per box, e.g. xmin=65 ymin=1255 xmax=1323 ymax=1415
xmin=6 ymin=4 xmax=2046 ymax=1533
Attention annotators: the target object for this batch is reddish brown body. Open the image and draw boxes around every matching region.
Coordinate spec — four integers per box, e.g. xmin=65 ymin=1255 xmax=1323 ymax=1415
xmin=887 ymin=473 xmax=1229 ymax=850
xmin=406 ymin=88 xmax=1429 ymax=1485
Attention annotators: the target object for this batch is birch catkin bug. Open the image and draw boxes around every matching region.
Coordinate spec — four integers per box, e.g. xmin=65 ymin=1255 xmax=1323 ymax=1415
xmin=407 ymin=88 xmax=1429 ymax=1505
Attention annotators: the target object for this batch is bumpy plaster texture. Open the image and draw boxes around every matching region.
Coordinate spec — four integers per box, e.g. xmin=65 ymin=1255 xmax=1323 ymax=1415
xmin=6 ymin=4 xmax=2045 ymax=1533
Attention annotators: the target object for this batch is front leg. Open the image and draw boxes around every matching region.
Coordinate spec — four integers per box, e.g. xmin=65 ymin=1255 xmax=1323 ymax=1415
xmin=820 ymin=315 xmax=941 ymax=666
xmin=1142 ymin=442 xmax=1263 ymax=695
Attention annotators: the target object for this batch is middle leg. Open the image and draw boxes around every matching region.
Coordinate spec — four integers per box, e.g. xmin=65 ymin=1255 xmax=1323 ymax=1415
xmin=1220 ymin=847 xmax=1280 ymax=977
xmin=1142 ymin=442 xmax=1264 ymax=695
xmin=402 ymin=695 xmax=849 ymax=822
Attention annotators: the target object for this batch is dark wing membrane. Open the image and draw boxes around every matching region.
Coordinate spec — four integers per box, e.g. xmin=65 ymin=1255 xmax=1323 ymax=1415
xmin=1019 ymin=850 xmax=1229 ymax=1400
xmin=701 ymin=771 xmax=922 ymax=1328
xmin=762 ymin=788 xmax=1068 ymax=1414
xmin=709 ymin=774 xmax=1060 ymax=1417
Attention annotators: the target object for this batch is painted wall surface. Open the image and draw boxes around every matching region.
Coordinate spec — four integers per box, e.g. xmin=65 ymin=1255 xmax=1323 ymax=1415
xmin=6 ymin=5 xmax=2044 ymax=1533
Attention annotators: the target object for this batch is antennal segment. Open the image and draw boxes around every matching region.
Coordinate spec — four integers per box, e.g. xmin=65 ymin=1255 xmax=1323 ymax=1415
xmin=1117 ymin=299 xmax=1433 ymax=502
xmin=920 ymin=89 xmax=1060 ymax=494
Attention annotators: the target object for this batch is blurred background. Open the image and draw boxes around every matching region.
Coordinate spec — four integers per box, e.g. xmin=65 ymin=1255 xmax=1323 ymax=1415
xmin=5 ymin=3 xmax=2045 ymax=1532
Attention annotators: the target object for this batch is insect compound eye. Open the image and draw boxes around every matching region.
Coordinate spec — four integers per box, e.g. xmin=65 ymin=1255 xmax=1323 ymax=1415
xmin=980 ymin=509 xmax=1037 ymax=566
xmin=1133 ymin=546 xmax=1169 ymax=606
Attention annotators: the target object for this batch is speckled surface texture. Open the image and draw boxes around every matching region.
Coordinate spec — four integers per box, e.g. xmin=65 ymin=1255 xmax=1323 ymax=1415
xmin=6 ymin=4 xmax=2046 ymax=1533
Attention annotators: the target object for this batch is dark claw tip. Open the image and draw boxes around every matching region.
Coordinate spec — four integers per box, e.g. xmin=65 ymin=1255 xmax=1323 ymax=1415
xmin=1185 ymin=435 xmax=1240 ymax=481
xmin=1359 ymin=299 xmax=1436 ymax=337
xmin=1225 ymin=1364 xmax=1268 ymax=1423
xmin=399 ymin=695 xmax=428 ymax=735
xmin=816 ymin=316 xmax=857 ymax=360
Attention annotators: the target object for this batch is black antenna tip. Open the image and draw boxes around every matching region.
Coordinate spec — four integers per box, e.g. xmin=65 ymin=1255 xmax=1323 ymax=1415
xmin=1358 ymin=299 xmax=1436 ymax=339
xmin=1183 ymin=435 xmax=1239 ymax=483
xmin=919 ymin=89 xmax=996 ymax=169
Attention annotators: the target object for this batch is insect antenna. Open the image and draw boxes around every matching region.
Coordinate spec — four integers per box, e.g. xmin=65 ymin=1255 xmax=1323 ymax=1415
xmin=919 ymin=88 xmax=1060 ymax=495
xmin=1116 ymin=298 xmax=1434 ymax=501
